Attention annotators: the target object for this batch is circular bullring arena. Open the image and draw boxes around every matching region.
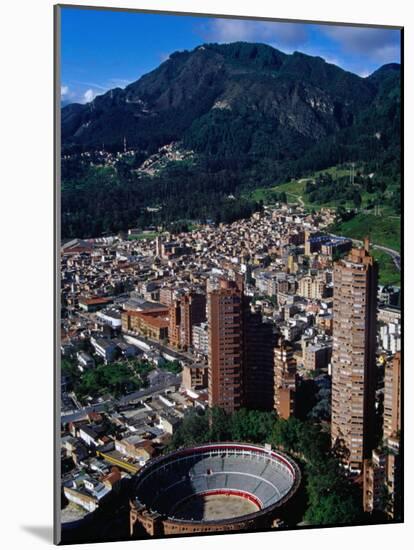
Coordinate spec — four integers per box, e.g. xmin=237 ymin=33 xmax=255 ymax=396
xmin=130 ymin=442 xmax=301 ymax=536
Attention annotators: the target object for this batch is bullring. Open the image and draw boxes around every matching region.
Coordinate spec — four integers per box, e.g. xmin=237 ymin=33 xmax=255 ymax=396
xmin=130 ymin=442 xmax=301 ymax=536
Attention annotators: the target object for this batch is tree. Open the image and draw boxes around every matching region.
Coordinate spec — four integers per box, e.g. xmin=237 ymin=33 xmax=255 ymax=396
xmin=353 ymin=191 xmax=362 ymax=208
xmin=304 ymin=491 xmax=362 ymax=525
xmin=270 ymin=417 xmax=303 ymax=453
xmin=170 ymin=409 xmax=209 ymax=449
xmin=228 ymin=409 xmax=276 ymax=443
xmin=208 ymin=407 xmax=231 ymax=441
xmin=304 ymin=449 xmax=363 ymax=525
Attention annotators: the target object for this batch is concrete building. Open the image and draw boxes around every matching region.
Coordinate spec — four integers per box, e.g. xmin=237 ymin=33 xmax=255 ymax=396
xmin=115 ymin=436 xmax=156 ymax=465
xmin=192 ymin=322 xmax=209 ymax=357
xmin=298 ymin=274 xmax=327 ymax=300
xmin=77 ymin=351 xmax=95 ymax=371
xmin=331 ymin=240 xmax=378 ymax=472
xmin=79 ymin=296 xmax=113 ymax=312
xmin=182 ymin=363 xmax=208 ymax=391
xmin=363 ymin=449 xmax=387 ymax=514
xmin=122 ymin=309 xmax=169 ymax=341
xmin=168 ymin=300 xmax=181 ymax=349
xmin=363 ymin=333 xmax=401 ymax=515
xmin=383 ymin=353 xmax=401 ymax=446
xmin=303 ymin=342 xmax=332 ymax=372
xmin=96 ymin=308 xmax=122 ymax=329
xmin=363 ymin=447 xmax=402 ymax=518
xmin=274 ymin=341 xmax=297 ymax=419
xmin=169 ymin=291 xmax=206 ymax=350
xmin=64 ymin=474 xmax=111 ymax=513
xmin=380 ymin=321 xmax=401 ymax=354
xmin=377 ymin=305 xmax=401 ymax=325
xmin=90 ymin=337 xmax=117 ymax=364
xmin=159 ymin=286 xmax=174 ymax=307
xmin=305 ymin=233 xmax=352 ymax=257
xmin=244 ymin=309 xmax=277 ymax=411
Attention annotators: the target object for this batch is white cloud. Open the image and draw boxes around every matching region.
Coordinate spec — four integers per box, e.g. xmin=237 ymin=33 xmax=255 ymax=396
xmin=321 ymin=26 xmax=400 ymax=63
xmin=202 ymin=19 xmax=308 ymax=49
xmin=108 ymin=78 xmax=132 ymax=88
xmin=72 ymin=79 xmax=107 ymax=91
xmin=61 ymin=85 xmax=69 ymax=97
xmin=83 ymin=89 xmax=96 ymax=103
xmin=374 ymin=44 xmax=401 ymax=64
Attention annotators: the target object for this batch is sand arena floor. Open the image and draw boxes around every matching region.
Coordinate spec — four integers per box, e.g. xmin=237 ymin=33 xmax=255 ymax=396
xmin=172 ymin=494 xmax=259 ymax=521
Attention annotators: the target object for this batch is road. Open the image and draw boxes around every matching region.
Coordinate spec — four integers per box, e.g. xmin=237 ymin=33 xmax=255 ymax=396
xmin=60 ymin=332 xmax=190 ymax=424
xmin=61 ymin=373 xmax=181 ymax=424
xmin=329 ymin=234 xmax=401 ymax=272
xmin=117 ymin=374 xmax=181 ymax=405
xmin=123 ymin=332 xmax=195 ymax=364
xmin=372 ymin=244 xmax=401 ymax=271
xmin=285 ymin=192 xmax=305 ymax=208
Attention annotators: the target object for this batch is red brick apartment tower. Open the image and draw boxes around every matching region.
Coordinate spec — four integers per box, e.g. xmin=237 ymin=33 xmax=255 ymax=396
xmin=383 ymin=352 xmax=401 ymax=445
xmin=363 ymin=353 xmax=402 ymax=518
xmin=168 ymin=299 xmax=181 ymax=348
xmin=331 ymin=239 xmax=378 ymax=472
xmin=274 ymin=341 xmax=297 ymax=419
xmin=169 ymin=292 xmax=207 ymax=350
xmin=208 ymin=279 xmax=243 ymax=413
xmin=363 ymin=353 xmax=402 ymax=517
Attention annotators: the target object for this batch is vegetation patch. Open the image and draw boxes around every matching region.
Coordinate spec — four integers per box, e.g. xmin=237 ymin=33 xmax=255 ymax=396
xmin=62 ymin=357 xmax=155 ymax=402
xmin=371 ymin=249 xmax=400 ymax=286
xmin=331 ymin=213 xmax=400 ymax=252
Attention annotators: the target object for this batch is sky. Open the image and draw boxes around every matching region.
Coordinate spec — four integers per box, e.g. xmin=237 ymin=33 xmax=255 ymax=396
xmin=60 ymin=7 xmax=401 ymax=105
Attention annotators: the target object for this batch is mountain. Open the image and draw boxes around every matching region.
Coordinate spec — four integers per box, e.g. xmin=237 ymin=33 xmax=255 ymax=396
xmin=62 ymin=42 xmax=393 ymax=156
xmin=60 ymin=42 xmax=401 ymax=239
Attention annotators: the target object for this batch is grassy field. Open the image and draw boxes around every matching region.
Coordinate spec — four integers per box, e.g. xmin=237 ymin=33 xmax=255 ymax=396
xmin=268 ymin=178 xmax=371 ymax=211
xmin=250 ymin=172 xmax=356 ymax=210
xmin=371 ymin=249 xmax=401 ymax=287
xmin=249 ymin=179 xmax=310 ymax=208
xmin=331 ymin=213 xmax=400 ymax=252
xmin=248 ymin=165 xmax=401 ymax=253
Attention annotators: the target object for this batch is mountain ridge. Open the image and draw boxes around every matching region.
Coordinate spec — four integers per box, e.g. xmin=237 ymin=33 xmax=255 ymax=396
xmin=62 ymin=42 xmax=399 ymax=157
xmin=60 ymin=42 xmax=400 ymax=240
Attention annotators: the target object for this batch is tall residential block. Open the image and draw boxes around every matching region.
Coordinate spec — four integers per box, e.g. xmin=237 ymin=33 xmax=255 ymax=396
xmin=274 ymin=341 xmax=297 ymax=419
xmin=383 ymin=352 xmax=401 ymax=446
xmin=331 ymin=240 xmax=378 ymax=472
xmin=180 ymin=292 xmax=207 ymax=350
xmin=362 ymin=449 xmax=387 ymax=514
xmin=169 ymin=300 xmax=181 ymax=348
xmin=364 ymin=352 xmax=402 ymax=518
xmin=244 ymin=309 xmax=277 ymax=411
xmin=169 ymin=291 xmax=206 ymax=350
xmin=208 ymin=279 xmax=244 ymax=413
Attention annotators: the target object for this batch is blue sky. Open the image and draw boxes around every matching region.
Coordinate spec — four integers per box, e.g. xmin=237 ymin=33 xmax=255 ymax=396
xmin=60 ymin=7 xmax=401 ymax=104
